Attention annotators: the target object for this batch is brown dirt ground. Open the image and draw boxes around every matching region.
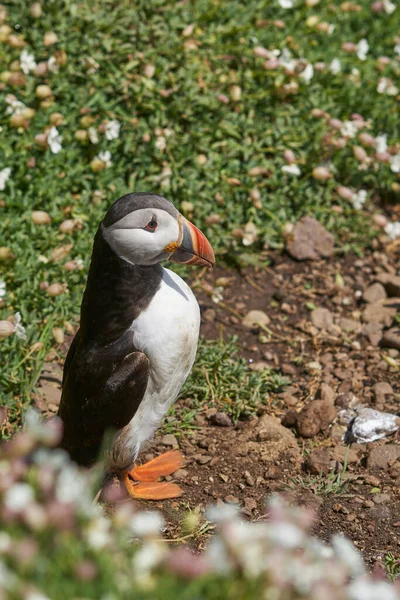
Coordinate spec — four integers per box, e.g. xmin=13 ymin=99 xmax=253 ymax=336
xmin=34 ymin=241 xmax=400 ymax=571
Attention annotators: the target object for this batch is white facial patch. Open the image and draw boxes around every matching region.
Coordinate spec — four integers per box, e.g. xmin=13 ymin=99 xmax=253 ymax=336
xmin=103 ymin=208 xmax=180 ymax=266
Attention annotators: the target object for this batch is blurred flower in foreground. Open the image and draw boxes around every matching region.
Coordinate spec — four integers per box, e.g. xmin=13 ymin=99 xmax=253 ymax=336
xmin=282 ymin=164 xmax=301 ymax=176
xmin=330 ymin=58 xmax=341 ymax=74
xmin=47 ymin=127 xmax=63 ymax=154
xmin=0 ymin=167 xmax=11 ymax=190
xmin=385 ymin=222 xmax=400 ymax=239
xmin=104 ymin=120 xmax=120 ymax=141
xmin=351 ymin=190 xmax=367 ymax=210
xmin=377 ymin=77 xmax=399 ymax=95
xmin=356 ymin=39 xmax=369 ymax=60
xmin=390 ymin=153 xmax=400 ymax=173
xmin=278 ymin=0 xmax=293 ymax=7
xmin=382 ymin=0 xmax=396 ymax=13
xmin=20 ymin=49 xmax=36 ymax=74
xmin=98 ymin=150 xmax=112 ymax=167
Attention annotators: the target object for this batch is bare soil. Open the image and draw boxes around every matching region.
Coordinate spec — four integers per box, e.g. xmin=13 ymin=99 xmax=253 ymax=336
xmin=35 ymin=242 xmax=400 ymax=570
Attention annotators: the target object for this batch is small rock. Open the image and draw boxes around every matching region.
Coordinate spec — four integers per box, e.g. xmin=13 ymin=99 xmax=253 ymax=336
xmin=244 ymin=471 xmax=255 ymax=487
xmin=331 ymin=446 xmax=359 ymax=464
xmin=281 ymin=409 xmax=298 ymax=428
xmin=335 ymin=393 xmax=358 ymax=409
xmin=281 ymin=363 xmax=298 ymax=376
xmin=367 ymin=445 xmax=400 ymax=469
xmin=210 ymin=412 xmax=232 ymax=427
xmin=304 ymin=448 xmax=331 ymax=474
xmin=296 ymin=400 xmax=337 ymax=438
xmin=286 ymin=216 xmax=334 ymax=261
xmin=372 ymin=493 xmax=391 ymax=505
xmin=381 ymin=327 xmax=400 ymax=350
xmin=364 ymin=475 xmax=380 ymax=486
xmin=363 ymin=499 xmax=375 ymax=508
xmin=242 ymin=310 xmax=270 ymax=328
xmin=197 ymin=455 xmax=212 ymax=465
xmin=373 ymin=382 xmax=393 ymax=397
xmin=362 ymin=322 xmax=383 ymax=346
xmin=161 ymin=434 xmax=179 ymax=448
xmin=363 ymin=283 xmax=386 ymax=303
xmin=243 ymin=497 xmax=257 ymax=512
xmin=281 ymin=393 xmax=298 ymax=407
xmin=347 ymin=408 xmax=399 ymax=443
xmin=174 ymin=469 xmax=188 ymax=480
xmin=265 ymin=465 xmax=281 ymax=479
xmin=376 ymin=273 xmax=400 ymax=297
xmin=311 ymin=307 xmax=333 ymax=330
xmin=318 ymin=383 xmax=335 ymax=403
xmin=224 ymin=495 xmax=239 ymax=505
xmin=362 ymin=298 xmax=399 ymax=327
xmin=369 ymin=505 xmax=391 ymax=519
xmin=337 ymin=318 xmax=362 ymax=333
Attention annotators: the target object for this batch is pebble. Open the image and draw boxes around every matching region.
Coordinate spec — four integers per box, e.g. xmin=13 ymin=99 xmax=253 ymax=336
xmin=243 ymin=497 xmax=257 ymax=512
xmin=311 ymin=307 xmax=334 ymax=330
xmin=286 ymin=216 xmax=334 ymax=261
xmin=372 ymin=493 xmax=391 ymax=505
xmin=161 ymin=434 xmax=179 ymax=447
xmin=381 ymin=327 xmax=400 ymax=350
xmin=367 ymin=445 xmax=400 ymax=469
xmin=363 ymin=282 xmax=386 ymax=303
xmin=224 ymin=495 xmax=239 ymax=504
xmin=242 ymin=310 xmax=270 ymax=328
xmin=364 ymin=475 xmax=380 ymax=486
xmin=210 ymin=412 xmax=232 ymax=427
xmin=197 ymin=455 xmax=212 ymax=465
xmin=244 ymin=471 xmax=255 ymax=487
xmin=296 ymin=400 xmax=337 ymax=438
xmin=304 ymin=448 xmax=331 ymax=475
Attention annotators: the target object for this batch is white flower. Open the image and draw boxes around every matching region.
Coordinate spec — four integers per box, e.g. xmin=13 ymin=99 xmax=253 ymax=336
xmin=300 ymin=63 xmax=314 ymax=83
xmin=14 ymin=312 xmax=27 ymax=340
xmin=356 ymin=39 xmax=369 ymax=61
xmin=88 ymin=127 xmax=99 ymax=144
xmin=282 ymin=164 xmax=301 ymax=176
xmin=129 ymin=511 xmax=164 ymax=537
xmin=20 ymin=49 xmax=36 ymax=74
xmin=330 ymin=58 xmax=341 ymax=74
xmin=155 ymin=136 xmax=166 ymax=151
xmin=280 ymin=48 xmax=296 ymax=71
xmin=351 ymin=190 xmax=367 ymax=210
xmin=279 ymin=0 xmax=293 ymax=7
xmin=383 ymin=0 xmax=396 ymax=14
xmin=340 ymin=121 xmax=357 ymax=138
xmin=390 ymin=153 xmax=400 ymax=173
xmin=384 ymin=221 xmax=400 ymax=240
xmin=47 ymin=56 xmax=59 ymax=73
xmin=25 ymin=592 xmax=51 ymax=600
xmin=332 ymin=535 xmax=365 ymax=577
xmin=0 ymin=281 xmax=6 ymax=298
xmin=5 ymin=94 xmax=26 ymax=115
xmin=133 ymin=541 xmax=167 ymax=581
xmin=0 ymin=533 xmax=11 ymax=553
xmin=55 ymin=464 xmax=87 ymax=503
xmin=4 ymin=483 xmax=34 ymax=511
xmin=98 ymin=150 xmax=112 ymax=167
xmin=348 ymin=579 xmax=398 ymax=600
xmin=375 ymin=134 xmax=388 ymax=154
xmin=86 ymin=516 xmax=111 ymax=549
xmin=395 ymin=43 xmax=400 ymax=56
xmin=47 ymin=127 xmax=62 ymax=154
xmin=104 ymin=120 xmax=120 ymax=141
xmin=377 ymin=77 xmax=399 ymax=96
xmin=0 ymin=168 xmax=11 ymax=191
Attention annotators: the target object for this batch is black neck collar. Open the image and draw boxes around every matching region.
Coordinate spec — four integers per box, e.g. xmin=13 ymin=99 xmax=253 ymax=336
xmin=80 ymin=228 xmax=163 ymax=345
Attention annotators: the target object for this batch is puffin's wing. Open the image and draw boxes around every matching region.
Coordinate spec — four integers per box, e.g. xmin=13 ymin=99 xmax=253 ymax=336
xmin=59 ymin=349 xmax=150 ymax=466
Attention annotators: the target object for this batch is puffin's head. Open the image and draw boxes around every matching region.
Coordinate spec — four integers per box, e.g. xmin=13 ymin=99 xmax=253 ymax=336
xmin=102 ymin=192 xmax=215 ymax=268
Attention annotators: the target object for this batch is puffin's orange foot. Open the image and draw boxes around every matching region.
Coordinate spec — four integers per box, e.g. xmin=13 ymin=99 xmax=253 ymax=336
xmin=123 ymin=474 xmax=183 ymax=500
xmin=128 ymin=450 xmax=184 ymax=482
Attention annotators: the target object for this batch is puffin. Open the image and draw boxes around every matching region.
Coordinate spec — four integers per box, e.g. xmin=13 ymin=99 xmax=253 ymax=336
xmin=58 ymin=192 xmax=215 ymax=500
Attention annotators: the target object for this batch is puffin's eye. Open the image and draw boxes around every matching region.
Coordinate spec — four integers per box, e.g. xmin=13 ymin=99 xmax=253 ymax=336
xmin=144 ymin=218 xmax=158 ymax=232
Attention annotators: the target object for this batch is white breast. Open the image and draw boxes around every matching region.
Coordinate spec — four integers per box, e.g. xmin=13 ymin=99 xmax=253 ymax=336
xmin=108 ymin=267 xmax=200 ymax=470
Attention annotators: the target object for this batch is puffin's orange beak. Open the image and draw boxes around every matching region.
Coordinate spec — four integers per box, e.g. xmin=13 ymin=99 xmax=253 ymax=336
xmin=169 ymin=216 xmax=215 ymax=268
